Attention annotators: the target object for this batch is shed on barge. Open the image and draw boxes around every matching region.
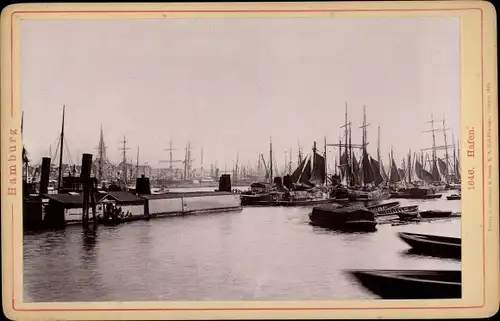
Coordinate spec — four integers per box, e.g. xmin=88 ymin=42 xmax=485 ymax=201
xmin=97 ymin=191 xmax=146 ymax=218
xmin=141 ymin=191 xmax=241 ymax=217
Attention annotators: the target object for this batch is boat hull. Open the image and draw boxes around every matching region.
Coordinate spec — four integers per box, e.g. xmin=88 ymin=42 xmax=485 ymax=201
xmin=347 ymin=269 xmax=461 ymax=299
xmin=309 ymin=205 xmax=377 ymax=232
xmin=397 ymin=211 xmax=420 ymax=220
xmin=419 ymin=210 xmax=453 ymax=219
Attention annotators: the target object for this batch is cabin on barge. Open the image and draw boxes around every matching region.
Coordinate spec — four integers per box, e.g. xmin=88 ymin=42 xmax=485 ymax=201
xmin=40 ymin=173 xmax=241 ymax=227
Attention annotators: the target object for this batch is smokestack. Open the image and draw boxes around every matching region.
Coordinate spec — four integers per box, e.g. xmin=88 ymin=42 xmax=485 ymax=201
xmin=39 ymin=157 xmax=51 ymax=194
xmin=80 ymin=153 xmax=93 ymax=178
xmin=136 ymin=174 xmax=151 ymax=195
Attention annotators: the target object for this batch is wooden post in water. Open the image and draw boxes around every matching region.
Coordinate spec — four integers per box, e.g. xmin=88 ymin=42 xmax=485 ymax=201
xmin=57 ymin=105 xmax=65 ymax=193
xmin=80 ymin=153 xmax=93 ymax=228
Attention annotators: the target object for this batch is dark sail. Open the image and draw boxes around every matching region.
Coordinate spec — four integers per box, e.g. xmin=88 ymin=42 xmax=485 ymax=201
xmin=414 ymin=159 xmax=435 ymax=182
xmin=352 ymin=155 xmax=361 ymax=185
xmin=290 ymin=158 xmax=307 ymax=183
xmin=389 ymin=158 xmax=401 ymax=183
xmin=299 ymin=158 xmax=312 ymax=184
xmin=361 ymin=154 xmax=375 ymax=185
xmin=437 ymin=158 xmax=448 ymax=179
xmin=397 ymin=168 xmax=405 ymax=180
xmin=310 ymin=152 xmax=326 ymax=184
xmin=339 ymin=151 xmax=348 ymax=179
xmin=370 ymin=157 xmax=384 ymax=186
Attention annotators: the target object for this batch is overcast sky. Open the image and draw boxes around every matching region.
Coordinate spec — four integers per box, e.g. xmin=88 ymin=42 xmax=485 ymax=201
xmin=20 ymin=16 xmax=460 ymax=170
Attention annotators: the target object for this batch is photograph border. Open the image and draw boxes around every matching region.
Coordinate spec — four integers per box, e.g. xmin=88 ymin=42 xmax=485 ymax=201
xmin=1 ymin=1 xmax=498 ymax=320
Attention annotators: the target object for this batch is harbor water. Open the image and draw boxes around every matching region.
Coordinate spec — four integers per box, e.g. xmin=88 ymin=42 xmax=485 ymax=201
xmin=23 ymin=188 xmax=461 ymax=302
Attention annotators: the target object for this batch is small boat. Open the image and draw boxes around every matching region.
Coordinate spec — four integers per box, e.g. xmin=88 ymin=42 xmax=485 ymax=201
xmin=419 ymin=210 xmax=453 ymax=218
xmin=376 ymin=205 xmax=419 ymax=217
xmin=275 ymin=198 xmax=337 ymax=206
xmin=390 ymin=187 xmax=442 ymax=200
xmin=419 ymin=194 xmax=442 ymax=199
xmin=397 ymin=211 xmax=420 ymax=220
xmin=447 ymin=194 xmax=461 ymax=200
xmin=347 ymin=269 xmax=461 ymax=299
xmin=367 ymin=201 xmax=400 ymax=214
xmin=309 ymin=205 xmax=377 ymax=232
xmin=398 ymin=232 xmax=461 ymax=259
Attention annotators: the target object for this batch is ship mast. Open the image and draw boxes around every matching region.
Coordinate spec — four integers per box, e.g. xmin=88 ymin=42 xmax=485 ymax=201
xmin=442 ymin=115 xmax=450 ymax=181
xmin=269 ymin=137 xmax=273 ymax=183
xmin=452 ymin=132 xmax=457 ymax=182
xmin=135 ymin=146 xmax=140 ymax=179
xmin=57 ymin=105 xmax=65 ymax=193
xmin=341 ymin=102 xmax=350 ymax=186
xmin=359 ymin=105 xmax=371 ymax=186
xmin=408 ymin=149 xmax=412 ymax=184
xmin=377 ymin=126 xmax=381 ymax=164
xmin=297 ymin=141 xmax=303 ymax=164
xmin=200 ymin=147 xmax=204 ymax=178
xmin=324 ymin=136 xmax=327 ymax=186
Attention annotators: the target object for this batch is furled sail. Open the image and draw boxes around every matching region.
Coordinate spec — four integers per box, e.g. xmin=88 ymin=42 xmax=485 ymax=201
xmin=352 ymin=155 xmax=361 ymax=186
xmin=339 ymin=151 xmax=348 ymax=179
xmin=437 ymin=158 xmax=448 ymax=181
xmin=310 ymin=152 xmax=326 ymax=184
xmin=370 ymin=157 xmax=384 ymax=186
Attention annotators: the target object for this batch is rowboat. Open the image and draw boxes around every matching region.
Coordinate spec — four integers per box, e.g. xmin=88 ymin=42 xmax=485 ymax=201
xmin=346 ymin=269 xmax=461 ymax=299
xmin=367 ymin=201 xmax=400 ymax=214
xmin=397 ymin=210 xmax=420 ymax=220
xmin=376 ymin=205 xmax=419 ymax=217
xmin=398 ymin=232 xmax=461 ymax=259
xmin=419 ymin=210 xmax=453 ymax=218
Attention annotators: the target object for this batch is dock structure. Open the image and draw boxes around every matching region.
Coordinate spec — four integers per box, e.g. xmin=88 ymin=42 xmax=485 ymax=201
xmin=33 ymin=169 xmax=241 ymax=229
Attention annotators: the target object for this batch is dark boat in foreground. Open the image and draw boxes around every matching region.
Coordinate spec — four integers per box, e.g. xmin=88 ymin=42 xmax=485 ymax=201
xmin=367 ymin=201 xmax=400 ymax=214
xmin=309 ymin=204 xmax=377 ymax=232
xmin=397 ymin=210 xmax=419 ymax=220
xmin=398 ymin=232 xmax=461 ymax=259
xmin=419 ymin=210 xmax=453 ymax=218
xmin=347 ymin=269 xmax=461 ymax=299
xmin=375 ymin=205 xmax=419 ymax=217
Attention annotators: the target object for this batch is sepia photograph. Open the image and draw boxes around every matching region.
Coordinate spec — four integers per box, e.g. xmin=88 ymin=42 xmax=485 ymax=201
xmin=2 ymin=1 xmax=498 ymax=320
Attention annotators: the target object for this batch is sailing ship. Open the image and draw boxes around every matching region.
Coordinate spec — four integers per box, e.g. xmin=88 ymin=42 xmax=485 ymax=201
xmin=389 ymin=114 xmax=460 ymax=198
xmin=240 ymin=139 xmax=335 ymax=206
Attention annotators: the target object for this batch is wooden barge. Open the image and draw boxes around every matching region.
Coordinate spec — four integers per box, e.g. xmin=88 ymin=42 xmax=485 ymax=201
xmin=398 ymin=232 xmax=461 ymax=259
xmin=347 ymin=269 xmax=461 ymax=299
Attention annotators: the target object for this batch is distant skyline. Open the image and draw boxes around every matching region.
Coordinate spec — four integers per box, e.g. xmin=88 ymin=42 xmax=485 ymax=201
xmin=20 ymin=16 xmax=460 ymax=171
